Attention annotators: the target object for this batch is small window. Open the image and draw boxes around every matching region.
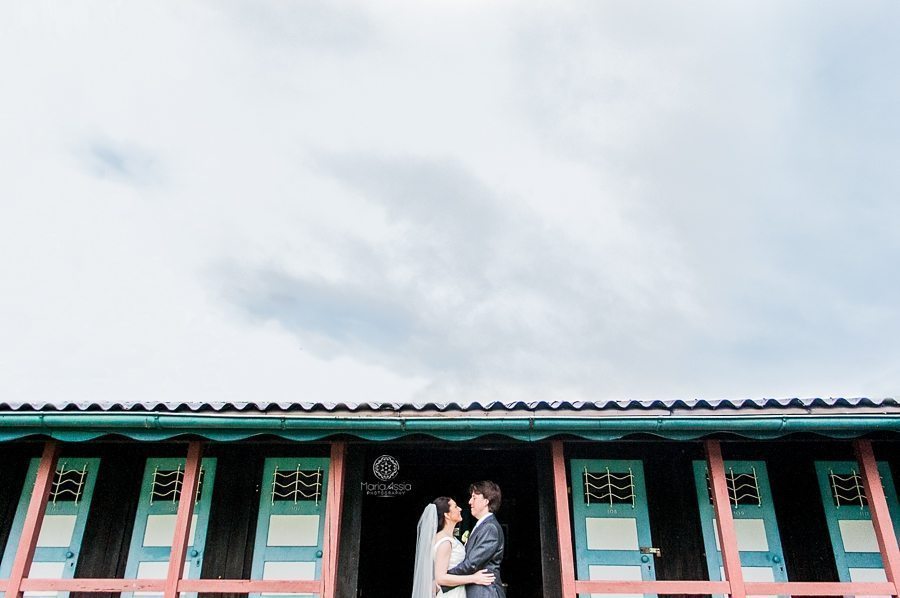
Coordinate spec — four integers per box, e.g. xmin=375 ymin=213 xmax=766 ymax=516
xmin=149 ymin=467 xmax=205 ymax=504
xmin=705 ymin=468 xmax=762 ymax=506
xmin=271 ymin=466 xmax=323 ymax=504
xmin=829 ymin=470 xmax=867 ymax=507
xmin=50 ymin=462 xmax=89 ymax=504
xmin=583 ymin=468 xmax=635 ymax=506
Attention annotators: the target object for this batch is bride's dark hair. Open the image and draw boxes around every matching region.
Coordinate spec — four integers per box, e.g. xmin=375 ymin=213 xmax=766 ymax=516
xmin=432 ymin=496 xmax=452 ymax=532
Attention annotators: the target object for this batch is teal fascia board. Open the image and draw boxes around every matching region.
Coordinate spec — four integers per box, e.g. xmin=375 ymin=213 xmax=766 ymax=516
xmin=0 ymin=413 xmax=898 ymax=442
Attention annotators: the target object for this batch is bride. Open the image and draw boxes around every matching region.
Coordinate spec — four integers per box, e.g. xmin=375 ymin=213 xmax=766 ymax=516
xmin=412 ymin=497 xmax=495 ymax=598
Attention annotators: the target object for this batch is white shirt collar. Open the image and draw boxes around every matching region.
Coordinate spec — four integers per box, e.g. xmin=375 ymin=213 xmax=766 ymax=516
xmin=473 ymin=512 xmax=494 ymax=529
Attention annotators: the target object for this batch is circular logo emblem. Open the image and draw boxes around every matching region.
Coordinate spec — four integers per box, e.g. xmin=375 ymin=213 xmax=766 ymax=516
xmin=372 ymin=455 xmax=400 ymax=481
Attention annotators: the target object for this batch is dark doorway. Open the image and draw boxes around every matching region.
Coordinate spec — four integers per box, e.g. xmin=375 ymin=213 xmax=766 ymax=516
xmin=356 ymin=443 xmax=543 ymax=597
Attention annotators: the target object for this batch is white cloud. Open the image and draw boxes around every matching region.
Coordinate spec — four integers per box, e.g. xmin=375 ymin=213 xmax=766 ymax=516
xmin=1 ymin=1 xmax=898 ymax=404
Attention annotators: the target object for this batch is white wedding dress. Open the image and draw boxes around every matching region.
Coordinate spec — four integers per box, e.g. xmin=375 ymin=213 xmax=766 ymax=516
xmin=433 ymin=536 xmax=467 ymax=598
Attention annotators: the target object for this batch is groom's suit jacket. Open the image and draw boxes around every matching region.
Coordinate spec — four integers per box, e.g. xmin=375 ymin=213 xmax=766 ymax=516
xmin=445 ymin=514 xmax=506 ymax=598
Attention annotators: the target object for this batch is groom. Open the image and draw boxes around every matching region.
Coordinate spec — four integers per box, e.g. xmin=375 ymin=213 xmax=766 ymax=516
xmin=444 ymin=480 xmax=506 ymax=597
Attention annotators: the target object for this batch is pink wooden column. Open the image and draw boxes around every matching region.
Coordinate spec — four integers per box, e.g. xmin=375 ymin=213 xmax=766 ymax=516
xmin=163 ymin=441 xmax=204 ymax=598
xmin=853 ymin=439 xmax=900 ymax=597
xmin=5 ymin=441 xmax=60 ymax=598
xmin=551 ymin=441 xmax=577 ymax=598
xmin=321 ymin=441 xmax=347 ymax=598
xmin=705 ymin=440 xmax=745 ymax=598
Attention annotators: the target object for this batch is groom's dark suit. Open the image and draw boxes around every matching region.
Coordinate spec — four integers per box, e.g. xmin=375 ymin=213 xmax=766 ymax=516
xmin=445 ymin=513 xmax=506 ymax=598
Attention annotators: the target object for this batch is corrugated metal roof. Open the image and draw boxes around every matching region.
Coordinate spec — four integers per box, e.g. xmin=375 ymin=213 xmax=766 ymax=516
xmin=1 ymin=397 xmax=897 ymax=413
xmin=1 ymin=398 xmax=898 ymax=443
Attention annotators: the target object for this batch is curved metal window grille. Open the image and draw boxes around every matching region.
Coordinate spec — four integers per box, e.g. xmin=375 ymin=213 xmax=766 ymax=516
xmin=705 ymin=467 xmax=762 ymax=506
xmin=829 ymin=470 xmax=867 ymax=507
xmin=583 ymin=467 xmax=635 ymax=507
xmin=271 ymin=466 xmax=323 ymax=505
xmin=50 ymin=462 xmax=89 ymax=504
xmin=150 ymin=466 xmax=205 ymax=504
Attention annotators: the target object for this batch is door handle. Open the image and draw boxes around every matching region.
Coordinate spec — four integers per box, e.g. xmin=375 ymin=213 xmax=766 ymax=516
xmin=639 ymin=547 xmax=661 ymax=557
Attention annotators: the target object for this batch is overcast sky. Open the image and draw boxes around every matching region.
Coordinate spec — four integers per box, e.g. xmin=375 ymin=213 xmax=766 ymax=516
xmin=2 ymin=2 xmax=899 ymax=405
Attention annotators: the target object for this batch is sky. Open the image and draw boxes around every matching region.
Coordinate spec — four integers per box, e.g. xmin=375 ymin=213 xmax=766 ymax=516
xmin=1 ymin=1 xmax=899 ymax=405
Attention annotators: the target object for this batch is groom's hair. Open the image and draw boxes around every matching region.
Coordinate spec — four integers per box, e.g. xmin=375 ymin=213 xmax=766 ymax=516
xmin=470 ymin=480 xmax=502 ymax=513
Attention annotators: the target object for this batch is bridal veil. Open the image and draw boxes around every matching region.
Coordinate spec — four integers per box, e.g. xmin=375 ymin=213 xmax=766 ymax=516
xmin=411 ymin=503 xmax=437 ymax=598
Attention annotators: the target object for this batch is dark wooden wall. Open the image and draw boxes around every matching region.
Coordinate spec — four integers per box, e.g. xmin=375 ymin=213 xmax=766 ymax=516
xmin=196 ymin=441 xmax=330 ymax=597
xmin=353 ymin=440 xmax=546 ymax=598
xmin=885 ymin=438 xmax=900 ymax=516
xmin=335 ymin=445 xmax=364 ymax=598
xmin=1 ymin=439 xmax=331 ymax=598
xmin=565 ymin=440 xmax=709 ymax=590
xmin=1 ymin=436 xmax=898 ymax=598
xmin=559 ymin=438 xmax=900 ymax=596
xmin=69 ymin=442 xmax=186 ymax=598
xmin=0 ymin=443 xmax=39 ymax=562
xmin=196 ymin=445 xmax=263 ymax=598
xmin=726 ymin=439 xmax=848 ymax=583
xmin=536 ymin=444 xmax=563 ymax=598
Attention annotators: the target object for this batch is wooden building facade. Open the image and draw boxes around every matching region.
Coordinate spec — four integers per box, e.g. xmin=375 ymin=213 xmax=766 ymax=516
xmin=1 ymin=398 xmax=899 ymax=598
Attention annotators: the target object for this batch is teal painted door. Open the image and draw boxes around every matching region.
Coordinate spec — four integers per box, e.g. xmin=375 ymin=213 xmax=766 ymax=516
xmin=0 ymin=457 xmax=100 ymax=598
xmin=692 ymin=460 xmax=787 ymax=595
xmin=814 ymin=461 xmax=900 ymax=586
xmin=570 ymin=459 xmax=656 ymax=598
xmin=123 ymin=457 xmax=217 ymax=598
xmin=250 ymin=457 xmax=329 ymax=598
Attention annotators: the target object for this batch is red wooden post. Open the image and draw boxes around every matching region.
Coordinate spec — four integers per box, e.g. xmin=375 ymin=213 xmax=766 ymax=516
xmin=163 ymin=441 xmax=204 ymax=598
xmin=551 ymin=441 xmax=577 ymax=598
xmin=321 ymin=441 xmax=346 ymax=598
xmin=705 ymin=440 xmax=745 ymax=598
xmin=853 ymin=439 xmax=900 ymax=597
xmin=5 ymin=441 xmax=60 ymax=598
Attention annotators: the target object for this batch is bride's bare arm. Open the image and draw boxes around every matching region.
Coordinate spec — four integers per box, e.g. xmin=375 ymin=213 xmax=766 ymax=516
xmin=433 ymin=541 xmax=495 ymax=587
